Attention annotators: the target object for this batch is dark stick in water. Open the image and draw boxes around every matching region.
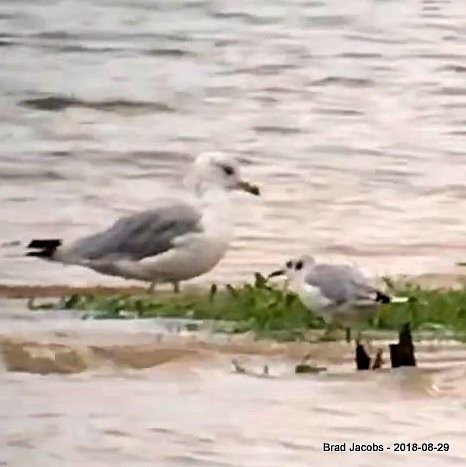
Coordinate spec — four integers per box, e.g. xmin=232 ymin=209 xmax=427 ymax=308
xmin=355 ymin=323 xmax=417 ymax=371
xmin=355 ymin=334 xmax=371 ymax=370
xmin=389 ymin=322 xmax=416 ymax=368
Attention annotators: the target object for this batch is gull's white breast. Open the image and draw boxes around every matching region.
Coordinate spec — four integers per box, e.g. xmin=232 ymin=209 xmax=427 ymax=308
xmin=291 ymin=280 xmax=334 ymax=315
xmin=122 ymin=204 xmax=233 ymax=282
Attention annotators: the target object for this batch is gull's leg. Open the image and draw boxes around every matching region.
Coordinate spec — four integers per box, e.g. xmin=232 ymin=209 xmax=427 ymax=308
xmin=345 ymin=327 xmax=351 ymax=343
xmin=342 ymin=305 xmax=356 ymax=343
xmin=147 ymin=280 xmax=157 ymax=294
xmin=172 ymin=281 xmax=180 ymax=294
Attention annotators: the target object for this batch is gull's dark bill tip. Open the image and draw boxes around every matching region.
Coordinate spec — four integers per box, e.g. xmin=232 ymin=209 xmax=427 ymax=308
xmin=268 ymin=269 xmax=285 ymax=278
xmin=237 ymin=180 xmax=260 ymax=196
xmin=249 ymin=184 xmax=260 ymax=196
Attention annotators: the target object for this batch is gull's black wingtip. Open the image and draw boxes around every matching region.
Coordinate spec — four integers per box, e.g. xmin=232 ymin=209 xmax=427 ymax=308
xmin=27 ymin=239 xmax=62 ymax=249
xmin=26 ymin=239 xmax=62 ymax=258
xmin=375 ymin=290 xmax=391 ymax=304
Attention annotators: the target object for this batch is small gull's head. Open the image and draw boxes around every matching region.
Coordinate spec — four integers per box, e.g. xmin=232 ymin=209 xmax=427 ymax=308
xmin=186 ymin=152 xmax=260 ymax=196
xmin=268 ymin=254 xmax=315 ymax=281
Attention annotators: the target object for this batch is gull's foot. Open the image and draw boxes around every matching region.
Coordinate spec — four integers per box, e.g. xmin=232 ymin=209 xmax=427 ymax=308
xmin=320 ymin=324 xmax=341 ymax=342
xmin=319 ymin=322 xmax=352 ymax=342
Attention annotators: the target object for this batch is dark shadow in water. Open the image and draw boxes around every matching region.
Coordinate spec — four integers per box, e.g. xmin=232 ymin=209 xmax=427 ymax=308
xmin=20 ymin=95 xmax=175 ymax=113
xmin=55 ymin=44 xmax=121 ymax=54
xmin=311 ymin=76 xmax=375 ymax=87
xmin=144 ymin=48 xmax=194 ymax=57
xmin=253 ymin=125 xmax=302 ymax=135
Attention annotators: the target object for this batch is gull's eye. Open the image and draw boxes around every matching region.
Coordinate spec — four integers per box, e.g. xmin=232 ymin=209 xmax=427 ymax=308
xmin=295 ymin=260 xmax=303 ymax=271
xmin=221 ymin=165 xmax=235 ymax=176
xmin=285 ymin=260 xmax=293 ymax=269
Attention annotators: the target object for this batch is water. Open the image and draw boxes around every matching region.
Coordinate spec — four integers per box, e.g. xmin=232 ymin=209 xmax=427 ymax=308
xmin=1 ymin=301 xmax=466 ymax=466
xmin=1 ymin=2 xmax=466 ymax=464
xmin=0 ymin=0 xmax=465 ymax=287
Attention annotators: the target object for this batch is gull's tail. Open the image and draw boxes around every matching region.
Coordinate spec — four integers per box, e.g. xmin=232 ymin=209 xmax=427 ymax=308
xmin=375 ymin=291 xmax=410 ymax=304
xmin=26 ymin=239 xmax=62 ymax=259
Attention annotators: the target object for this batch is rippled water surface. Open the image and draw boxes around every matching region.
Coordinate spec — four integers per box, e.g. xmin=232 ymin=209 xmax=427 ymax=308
xmin=0 ymin=0 xmax=465 ymax=287
xmin=1 ymin=302 xmax=466 ymax=466
xmin=1 ymin=2 xmax=466 ymax=463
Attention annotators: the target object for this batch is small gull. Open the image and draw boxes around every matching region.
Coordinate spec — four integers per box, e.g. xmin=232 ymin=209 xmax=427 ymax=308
xmin=269 ymin=254 xmax=409 ymax=341
xmin=26 ymin=152 xmax=260 ymax=292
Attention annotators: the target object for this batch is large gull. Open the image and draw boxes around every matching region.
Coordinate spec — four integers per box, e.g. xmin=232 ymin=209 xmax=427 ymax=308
xmin=269 ymin=255 xmax=408 ymax=340
xmin=26 ymin=152 xmax=260 ymax=292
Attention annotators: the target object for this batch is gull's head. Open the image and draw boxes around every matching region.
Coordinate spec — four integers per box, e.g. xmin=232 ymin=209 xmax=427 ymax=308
xmin=186 ymin=152 xmax=260 ymax=196
xmin=268 ymin=254 xmax=315 ymax=281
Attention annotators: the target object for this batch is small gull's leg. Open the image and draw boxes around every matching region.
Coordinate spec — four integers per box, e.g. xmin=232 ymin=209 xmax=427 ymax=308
xmin=345 ymin=326 xmax=351 ymax=343
xmin=172 ymin=281 xmax=180 ymax=294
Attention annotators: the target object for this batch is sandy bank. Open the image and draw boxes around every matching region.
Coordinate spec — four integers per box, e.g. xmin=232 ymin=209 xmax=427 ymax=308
xmin=0 ymin=272 xmax=465 ymax=299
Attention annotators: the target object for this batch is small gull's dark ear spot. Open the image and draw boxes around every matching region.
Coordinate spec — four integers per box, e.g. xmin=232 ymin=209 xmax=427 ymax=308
xmin=295 ymin=260 xmax=303 ymax=271
xmin=285 ymin=260 xmax=293 ymax=269
xmin=221 ymin=164 xmax=235 ymax=176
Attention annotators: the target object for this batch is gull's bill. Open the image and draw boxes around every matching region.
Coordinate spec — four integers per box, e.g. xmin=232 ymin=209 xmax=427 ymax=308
xmin=236 ymin=180 xmax=260 ymax=196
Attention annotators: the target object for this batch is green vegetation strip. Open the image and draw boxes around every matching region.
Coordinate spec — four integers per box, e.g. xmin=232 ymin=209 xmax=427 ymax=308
xmin=27 ymin=274 xmax=466 ymax=341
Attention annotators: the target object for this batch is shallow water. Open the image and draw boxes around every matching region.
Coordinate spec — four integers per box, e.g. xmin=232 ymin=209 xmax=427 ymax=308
xmin=1 ymin=301 xmax=466 ymax=466
xmin=1 ymin=0 xmax=466 ymax=288
xmin=1 ymin=2 xmax=466 ymax=463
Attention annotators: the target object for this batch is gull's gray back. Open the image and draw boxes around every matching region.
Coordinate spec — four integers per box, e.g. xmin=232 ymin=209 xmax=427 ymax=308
xmin=305 ymin=264 xmax=373 ymax=305
xmin=70 ymin=202 xmax=202 ymax=261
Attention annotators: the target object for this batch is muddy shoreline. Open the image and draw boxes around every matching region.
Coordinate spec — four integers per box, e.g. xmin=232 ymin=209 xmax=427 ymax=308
xmin=0 ymin=284 xmax=149 ymax=299
xmin=0 ymin=272 xmax=465 ymax=299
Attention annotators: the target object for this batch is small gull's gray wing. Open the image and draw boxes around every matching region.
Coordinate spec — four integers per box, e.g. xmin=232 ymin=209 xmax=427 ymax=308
xmin=69 ymin=202 xmax=203 ymax=261
xmin=304 ymin=264 xmax=373 ymax=305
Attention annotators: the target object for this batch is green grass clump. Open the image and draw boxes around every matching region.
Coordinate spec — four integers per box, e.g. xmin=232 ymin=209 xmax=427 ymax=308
xmin=54 ymin=273 xmax=323 ymax=338
xmin=371 ymin=282 xmax=466 ymax=335
xmin=32 ymin=273 xmax=466 ymax=341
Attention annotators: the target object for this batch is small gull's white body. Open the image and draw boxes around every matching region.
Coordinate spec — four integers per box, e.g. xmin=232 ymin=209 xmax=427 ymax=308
xmin=270 ymin=255 xmax=409 ymax=330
